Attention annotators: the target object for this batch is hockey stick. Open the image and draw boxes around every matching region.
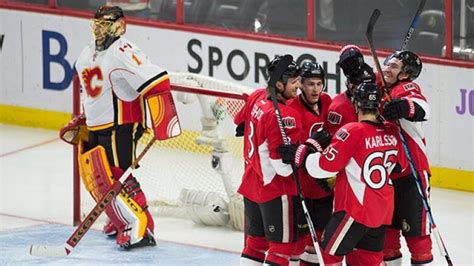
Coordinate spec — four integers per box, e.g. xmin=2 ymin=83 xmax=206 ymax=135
xmin=268 ymin=55 xmax=324 ymax=264
xmin=366 ymin=9 xmax=453 ymax=266
xmin=30 ymin=138 xmax=157 ymax=257
xmin=400 ymin=0 xmax=426 ymax=51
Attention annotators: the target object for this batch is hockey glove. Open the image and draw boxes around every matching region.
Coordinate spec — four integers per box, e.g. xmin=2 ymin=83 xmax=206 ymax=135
xmin=347 ymin=63 xmax=375 ymax=86
xmin=315 ymin=179 xmax=331 ymax=192
xmin=315 ymin=176 xmax=336 ymax=192
xmin=278 ymin=144 xmax=298 ymax=165
xmin=59 ymin=114 xmax=88 ymax=145
xmin=310 ymin=128 xmax=332 ymax=150
xmin=339 ymin=52 xmax=363 ymax=78
xmin=235 ymin=122 xmax=245 ymax=137
xmin=382 ymin=98 xmax=415 ymax=121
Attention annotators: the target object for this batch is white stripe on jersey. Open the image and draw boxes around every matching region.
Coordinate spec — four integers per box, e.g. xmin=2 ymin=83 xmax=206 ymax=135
xmin=410 ymin=97 xmax=430 ymax=120
xmin=422 ymin=170 xmax=432 ymax=235
xmin=330 ymin=216 xmax=354 ymax=255
xmin=306 ymin=152 xmax=338 ymax=179
xmin=345 ymin=158 xmax=365 ymax=206
xmin=281 ymin=195 xmax=290 ymax=243
xmin=399 ymin=119 xmax=427 ymax=155
xmin=259 ymin=140 xmax=276 ymax=185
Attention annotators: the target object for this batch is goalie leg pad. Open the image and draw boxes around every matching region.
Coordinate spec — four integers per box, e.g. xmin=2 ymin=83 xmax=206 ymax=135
xmin=113 ymin=173 xmax=155 ymax=246
xmin=78 ymin=146 xmax=115 ymax=202
xmin=78 ymin=147 xmax=129 ymax=235
xmin=180 ymin=188 xmax=230 ymax=226
xmin=146 ymin=90 xmax=181 ymax=140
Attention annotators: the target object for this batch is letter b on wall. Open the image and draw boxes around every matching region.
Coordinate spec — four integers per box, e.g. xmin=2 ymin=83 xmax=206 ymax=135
xmin=42 ymin=30 xmax=73 ymax=90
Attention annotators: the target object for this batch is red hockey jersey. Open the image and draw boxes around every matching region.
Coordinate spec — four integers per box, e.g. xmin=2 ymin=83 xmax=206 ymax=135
xmin=383 ymin=80 xmax=431 ymax=179
xmin=305 ymin=121 xmax=407 ymax=227
xmin=235 ymin=88 xmax=267 ymax=202
xmin=234 ymin=88 xmax=267 ymax=165
xmin=239 ymin=98 xmax=302 ymax=203
xmin=325 ymin=91 xmax=357 ymax=135
xmin=288 ymin=93 xmax=333 ymax=199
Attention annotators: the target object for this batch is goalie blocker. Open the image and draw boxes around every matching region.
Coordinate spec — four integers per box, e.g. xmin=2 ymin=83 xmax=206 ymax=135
xmin=145 ymin=89 xmax=181 ymax=140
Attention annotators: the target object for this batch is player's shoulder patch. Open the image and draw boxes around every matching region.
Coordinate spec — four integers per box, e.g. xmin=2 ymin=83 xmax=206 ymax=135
xmin=402 ymin=82 xmax=418 ymax=91
xmin=335 ymin=127 xmax=350 ymax=142
xmin=327 ymin=111 xmax=342 ymax=125
xmin=282 ymin=116 xmax=296 ymax=129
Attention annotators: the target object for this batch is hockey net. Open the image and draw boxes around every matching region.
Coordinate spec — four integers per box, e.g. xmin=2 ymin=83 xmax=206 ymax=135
xmin=77 ymin=72 xmax=252 ymax=231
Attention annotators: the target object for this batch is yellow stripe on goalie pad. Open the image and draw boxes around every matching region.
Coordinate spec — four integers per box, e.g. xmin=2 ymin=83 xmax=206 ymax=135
xmin=79 ymin=145 xmax=115 ymax=202
xmin=117 ymin=192 xmax=148 ymax=238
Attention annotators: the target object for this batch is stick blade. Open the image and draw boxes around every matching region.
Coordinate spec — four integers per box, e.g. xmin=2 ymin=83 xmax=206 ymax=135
xmin=30 ymin=244 xmax=70 ymax=257
xmin=366 ymin=9 xmax=381 ymax=36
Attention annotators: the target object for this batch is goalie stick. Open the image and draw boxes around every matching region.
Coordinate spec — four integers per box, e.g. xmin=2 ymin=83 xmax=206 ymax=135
xmin=267 ymin=54 xmax=324 ymax=264
xmin=30 ymin=138 xmax=156 ymax=257
xmin=365 ymin=9 xmax=453 ymax=266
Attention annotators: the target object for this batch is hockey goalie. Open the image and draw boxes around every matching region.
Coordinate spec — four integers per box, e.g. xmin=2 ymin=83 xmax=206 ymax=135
xmin=60 ymin=5 xmax=180 ymax=251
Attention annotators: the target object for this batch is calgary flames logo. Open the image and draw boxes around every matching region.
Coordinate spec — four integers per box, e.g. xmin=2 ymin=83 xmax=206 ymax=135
xmin=82 ymin=67 xmax=103 ymax=97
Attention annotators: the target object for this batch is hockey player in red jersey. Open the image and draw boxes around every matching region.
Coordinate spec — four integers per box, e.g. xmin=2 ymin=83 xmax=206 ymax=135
xmin=280 ymin=82 xmax=407 ymax=266
xmin=238 ymin=55 xmax=306 ymax=266
xmin=325 ymin=45 xmax=375 ymax=135
xmin=60 ymin=5 xmax=180 ymax=250
xmin=285 ymin=60 xmax=333 ymax=265
xmin=234 ymin=83 xmax=268 ymax=264
xmin=380 ymin=51 xmax=434 ymax=265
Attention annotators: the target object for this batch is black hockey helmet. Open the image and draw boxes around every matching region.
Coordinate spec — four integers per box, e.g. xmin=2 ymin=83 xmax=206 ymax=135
xmin=353 ymin=82 xmax=381 ymax=110
xmin=267 ymin=55 xmax=300 ymax=84
xmin=300 ymin=60 xmax=327 ymax=87
xmin=337 ymin=45 xmax=364 ymax=78
xmin=94 ymin=5 xmax=124 ymax=21
xmin=384 ymin=50 xmax=422 ymax=81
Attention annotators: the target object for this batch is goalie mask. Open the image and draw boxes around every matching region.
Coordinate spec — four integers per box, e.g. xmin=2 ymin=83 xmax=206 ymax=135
xmin=92 ymin=5 xmax=126 ymax=51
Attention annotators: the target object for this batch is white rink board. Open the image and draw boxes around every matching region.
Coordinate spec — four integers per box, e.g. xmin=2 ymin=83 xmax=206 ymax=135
xmin=0 ymin=9 xmax=473 ymax=172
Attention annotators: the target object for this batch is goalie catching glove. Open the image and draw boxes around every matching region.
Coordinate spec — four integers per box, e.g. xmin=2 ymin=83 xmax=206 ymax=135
xmin=59 ymin=114 xmax=88 ymax=145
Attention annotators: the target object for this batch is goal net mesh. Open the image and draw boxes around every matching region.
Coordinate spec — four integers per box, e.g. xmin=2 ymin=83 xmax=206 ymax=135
xmin=79 ymin=72 xmax=253 ymax=231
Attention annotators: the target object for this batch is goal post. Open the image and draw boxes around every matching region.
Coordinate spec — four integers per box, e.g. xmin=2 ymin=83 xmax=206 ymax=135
xmin=72 ymin=72 xmax=253 ymax=231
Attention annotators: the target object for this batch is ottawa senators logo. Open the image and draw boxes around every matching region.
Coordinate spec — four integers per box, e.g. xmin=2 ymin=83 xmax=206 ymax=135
xmin=336 ymin=128 xmax=350 ymax=141
xmin=403 ymin=83 xmax=417 ymax=91
xmin=328 ymin=111 xmax=342 ymax=125
xmin=282 ymin=116 xmax=296 ymax=129
xmin=309 ymin=122 xmax=324 ymax=137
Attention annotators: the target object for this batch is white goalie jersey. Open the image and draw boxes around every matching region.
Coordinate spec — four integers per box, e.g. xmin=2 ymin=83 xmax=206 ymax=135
xmin=75 ymin=37 xmax=169 ymax=130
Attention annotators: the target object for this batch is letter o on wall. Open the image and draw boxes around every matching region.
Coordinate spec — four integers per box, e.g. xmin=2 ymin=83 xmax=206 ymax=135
xmin=227 ymin=50 xmax=249 ymax=81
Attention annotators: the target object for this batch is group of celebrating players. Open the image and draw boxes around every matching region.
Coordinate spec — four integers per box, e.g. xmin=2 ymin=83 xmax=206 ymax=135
xmin=59 ymin=4 xmax=434 ymax=266
xmin=235 ymin=46 xmax=433 ymax=266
